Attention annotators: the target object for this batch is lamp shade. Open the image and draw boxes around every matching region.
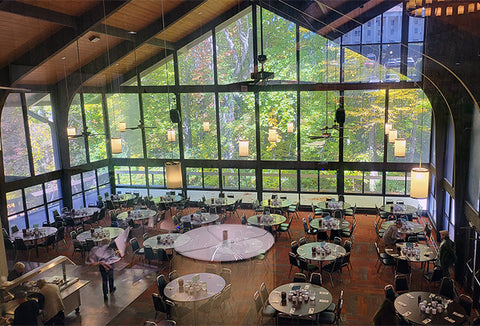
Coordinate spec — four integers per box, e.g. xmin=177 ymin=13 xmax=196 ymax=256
xmin=287 ymin=122 xmax=294 ymax=133
xmin=111 ymin=137 xmax=122 ymax=154
xmin=203 ymin=121 xmax=210 ymax=132
xmin=238 ymin=139 xmax=249 ymax=157
xmin=67 ymin=127 xmax=77 ymax=137
xmin=384 ymin=122 xmax=392 ymax=135
xmin=388 ymin=129 xmax=397 ymax=143
xmin=167 ymin=128 xmax=176 ymax=142
xmin=410 ymin=167 xmax=429 ymax=198
xmin=394 ymin=138 xmax=406 ymax=157
xmin=268 ymin=128 xmax=278 ymax=142
xmin=119 ymin=122 xmax=127 ymax=132
xmin=166 ymin=162 xmax=182 ymax=188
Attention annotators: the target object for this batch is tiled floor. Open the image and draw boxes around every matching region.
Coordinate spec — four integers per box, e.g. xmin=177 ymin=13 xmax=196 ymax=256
xmin=7 ymin=208 xmax=460 ymax=325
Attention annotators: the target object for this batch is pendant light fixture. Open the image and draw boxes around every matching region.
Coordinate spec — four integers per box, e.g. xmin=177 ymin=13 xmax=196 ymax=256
xmin=388 ymin=129 xmax=397 ymax=143
xmin=287 ymin=122 xmax=294 ymax=133
xmin=203 ymin=121 xmax=210 ymax=132
xmin=238 ymin=139 xmax=249 ymax=157
xmin=167 ymin=128 xmax=176 ymax=142
xmin=394 ymin=138 xmax=406 ymax=157
xmin=410 ymin=91 xmax=429 ymax=198
xmin=268 ymin=127 xmax=278 ymax=142
xmin=385 ymin=122 xmax=392 ymax=135
xmin=111 ymin=137 xmax=122 ymax=154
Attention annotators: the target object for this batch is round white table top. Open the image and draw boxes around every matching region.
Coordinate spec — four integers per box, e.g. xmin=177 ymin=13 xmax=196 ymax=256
xmin=152 ymin=195 xmax=182 ymax=205
xmin=164 ymin=273 xmax=225 ymax=303
xmin=381 ymin=220 xmax=424 ymax=234
xmin=12 ymin=226 xmax=57 ymax=241
xmin=111 ymin=193 xmax=135 ymax=203
xmin=180 ymin=213 xmax=219 ymax=225
xmin=117 ymin=209 xmax=156 ymax=220
xmin=297 ymin=242 xmax=346 ymax=262
xmin=261 ymin=199 xmax=294 ymax=209
xmin=380 ymin=204 xmax=418 ymax=215
xmin=143 ymin=233 xmax=182 ymax=250
xmin=76 ymin=227 xmax=123 ymax=243
xmin=69 ymin=207 xmax=100 ymax=220
xmin=247 ymin=214 xmax=286 ymax=226
xmin=316 ymin=201 xmax=351 ymax=210
xmin=203 ymin=198 xmax=236 ymax=207
xmin=268 ymin=283 xmax=332 ymax=316
xmin=174 ymin=224 xmax=275 ymax=262
xmin=310 ymin=218 xmax=350 ymax=231
xmin=385 ymin=242 xmax=437 ymax=262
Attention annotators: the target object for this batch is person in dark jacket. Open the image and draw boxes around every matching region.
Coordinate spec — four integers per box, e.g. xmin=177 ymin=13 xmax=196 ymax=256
xmin=11 ymin=290 xmax=39 ymax=326
xmin=7 ymin=262 xmax=25 ymax=281
xmin=373 ymin=298 xmax=400 ymax=325
xmin=439 ymin=230 xmax=456 ymax=277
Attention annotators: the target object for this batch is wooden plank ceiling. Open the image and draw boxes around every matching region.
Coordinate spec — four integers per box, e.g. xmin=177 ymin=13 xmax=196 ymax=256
xmin=0 ymin=0 xmax=398 ymax=89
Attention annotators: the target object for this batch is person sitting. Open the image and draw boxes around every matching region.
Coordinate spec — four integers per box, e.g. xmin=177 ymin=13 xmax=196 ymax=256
xmin=11 ymin=290 xmax=39 ymax=325
xmin=36 ymin=279 xmax=64 ymax=325
xmin=373 ymin=298 xmax=400 ymax=325
xmin=97 ymin=195 xmax=105 ymax=209
xmin=382 ymin=219 xmax=404 ymax=245
xmin=439 ymin=230 xmax=456 ymax=277
xmin=7 ymin=262 xmax=25 ymax=281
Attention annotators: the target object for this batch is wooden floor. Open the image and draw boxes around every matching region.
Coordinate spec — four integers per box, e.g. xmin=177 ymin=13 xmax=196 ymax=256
xmin=7 ymin=207 xmax=462 ymax=326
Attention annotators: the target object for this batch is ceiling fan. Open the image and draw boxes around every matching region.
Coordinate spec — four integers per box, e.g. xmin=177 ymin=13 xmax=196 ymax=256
xmin=120 ymin=120 xmax=155 ymax=131
xmin=308 ymin=97 xmax=346 ymax=140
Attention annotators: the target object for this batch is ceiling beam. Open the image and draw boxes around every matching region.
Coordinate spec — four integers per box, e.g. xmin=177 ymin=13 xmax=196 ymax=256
xmin=3 ymin=0 xmax=132 ymax=87
xmin=66 ymin=0 xmax=208 ymax=90
xmin=324 ymin=1 xmax=402 ymax=40
xmin=90 ymin=24 xmax=176 ymax=50
xmin=0 ymin=0 xmax=76 ymax=28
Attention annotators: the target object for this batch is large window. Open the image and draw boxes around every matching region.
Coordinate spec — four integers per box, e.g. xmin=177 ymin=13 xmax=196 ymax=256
xmin=68 ymin=94 xmax=86 ymax=166
xmin=27 ymin=94 xmax=57 ymax=174
xmin=84 ymin=94 xmax=107 ymax=161
xmin=1 ymin=94 xmax=30 ymax=178
xmin=178 ymin=35 xmax=214 ymax=85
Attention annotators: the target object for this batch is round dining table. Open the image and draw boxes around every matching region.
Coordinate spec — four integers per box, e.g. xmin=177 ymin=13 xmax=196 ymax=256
xmin=261 ymin=199 xmax=294 ymax=209
xmin=164 ymin=272 xmax=225 ymax=326
xmin=180 ymin=213 xmax=219 ymax=226
xmin=385 ymin=242 xmax=437 ymax=262
xmin=174 ymin=224 xmax=275 ymax=262
xmin=111 ymin=193 xmax=135 ymax=204
xmin=143 ymin=233 xmax=182 ymax=250
xmin=247 ymin=214 xmax=286 ymax=227
xmin=203 ymin=198 xmax=236 ymax=213
xmin=381 ymin=220 xmax=424 ymax=234
xmin=76 ymin=227 xmax=123 ymax=243
xmin=394 ymin=291 xmax=466 ymax=325
xmin=70 ymin=207 xmax=100 ymax=223
xmin=309 ymin=218 xmax=350 ymax=231
xmin=151 ymin=195 xmax=183 ymax=205
xmin=268 ymin=282 xmax=332 ymax=316
xmin=11 ymin=226 xmax=57 ymax=257
xmin=297 ymin=242 xmax=346 ymax=264
xmin=316 ymin=201 xmax=351 ymax=211
xmin=380 ymin=204 xmax=418 ymax=216
xmin=117 ymin=209 xmax=156 ymax=221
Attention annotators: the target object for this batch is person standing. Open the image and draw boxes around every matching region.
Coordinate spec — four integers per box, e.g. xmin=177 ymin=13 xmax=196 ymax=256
xmin=7 ymin=262 xmax=25 ymax=281
xmin=36 ymin=279 xmax=64 ymax=325
xmin=11 ymin=290 xmax=39 ymax=325
xmin=439 ymin=230 xmax=456 ymax=277
xmin=382 ymin=219 xmax=404 ymax=245
xmin=88 ymin=240 xmax=119 ymax=301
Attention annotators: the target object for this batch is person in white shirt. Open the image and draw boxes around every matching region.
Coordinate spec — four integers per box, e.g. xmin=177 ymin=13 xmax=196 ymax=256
xmin=36 ymin=279 xmax=64 ymax=325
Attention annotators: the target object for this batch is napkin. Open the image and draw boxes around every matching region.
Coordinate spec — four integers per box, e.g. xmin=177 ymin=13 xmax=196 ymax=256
xmin=444 ymin=317 xmax=456 ymax=323
xmin=452 ymin=312 xmax=464 ymax=318
xmin=403 ymin=311 xmax=412 ymax=317
xmin=319 ymin=299 xmax=329 ymax=303
xmin=304 ymin=285 xmax=310 ymax=290
xmin=289 ymin=308 xmax=295 ymax=314
xmin=397 ymin=301 xmax=407 ymax=307
xmin=308 ymin=308 xmax=315 ymax=314
xmin=422 ymin=318 xmax=431 ymax=324
xmin=406 ymin=293 xmax=414 ymax=299
xmin=318 ymin=291 xmax=329 ymax=295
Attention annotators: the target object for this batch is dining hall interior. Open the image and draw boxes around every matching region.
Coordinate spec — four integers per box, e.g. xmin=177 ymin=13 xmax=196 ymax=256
xmin=0 ymin=0 xmax=480 ymax=325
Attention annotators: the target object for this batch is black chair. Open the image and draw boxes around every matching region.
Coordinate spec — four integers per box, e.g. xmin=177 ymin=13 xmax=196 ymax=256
xmin=311 ymin=204 xmax=323 ymax=218
xmin=439 ymin=277 xmax=458 ymax=300
xmin=317 ymin=230 xmax=328 ymax=242
xmin=38 ymin=234 xmax=56 ymax=254
xmin=288 ymin=252 xmax=299 ymax=277
xmin=423 ymin=267 xmax=443 ymax=290
xmin=394 ymin=274 xmax=409 ymax=294
xmin=298 ymin=257 xmax=319 ymax=277
xmin=157 ymin=248 xmax=173 ymax=269
xmin=144 ymin=245 xmax=157 ymax=265
xmin=292 ymin=272 xmax=307 ymax=283
xmin=298 ymin=237 xmax=307 ymax=246
xmin=375 ymin=242 xmax=395 ymax=273
xmin=4 ymin=237 xmax=15 ymax=256
xmin=395 ymin=258 xmax=412 ymax=284
xmin=129 ymin=237 xmax=144 ymax=264
xmin=458 ymin=294 xmax=473 ymax=317
xmin=157 ymin=274 xmax=168 ymax=299
xmin=11 ymin=225 xmax=19 ymax=234
xmin=277 ymin=216 xmax=293 ymax=239
xmin=333 ymin=236 xmax=342 ymax=245
xmin=72 ymin=239 xmax=85 ymax=258
xmin=54 ymin=226 xmax=67 ymax=250
xmin=316 ymin=290 xmax=343 ymax=325
xmin=152 ymin=293 xmax=172 ymax=320
xmin=384 ymin=284 xmax=397 ymax=302
xmin=310 ymin=272 xmax=322 ymax=286
xmin=322 ymin=256 xmax=341 ymax=287
xmin=14 ymin=238 xmax=33 ymax=261
xmin=290 ymin=240 xmax=299 ymax=254
xmin=303 ymin=218 xmax=317 ymax=239
xmin=343 ymin=240 xmax=352 ymax=253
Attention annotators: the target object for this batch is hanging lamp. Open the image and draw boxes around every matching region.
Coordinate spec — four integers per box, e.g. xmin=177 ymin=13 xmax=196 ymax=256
xmin=238 ymin=139 xmax=249 ymax=157
xmin=394 ymin=138 xmax=406 ymax=157
xmin=410 ymin=92 xmax=429 ymax=198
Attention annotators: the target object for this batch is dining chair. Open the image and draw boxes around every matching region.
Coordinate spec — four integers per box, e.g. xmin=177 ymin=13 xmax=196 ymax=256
xmin=290 ymin=240 xmax=299 ymax=254
xmin=277 ymin=216 xmax=293 ymax=239
xmin=288 ymin=252 xmax=300 ymax=277
xmin=375 ymin=242 xmax=395 ymax=273
xmin=333 ymin=236 xmax=342 ymax=245
xmin=317 ymin=230 xmax=329 ymax=242
xmin=310 ymin=272 xmax=322 ymax=286
xmin=439 ymin=277 xmax=458 ymax=300
xmin=220 ymin=283 xmax=233 ymax=313
xmin=298 ymin=237 xmax=307 ymax=246
xmin=423 ymin=267 xmax=443 ymax=290
xmin=458 ymin=294 xmax=473 ymax=318
xmin=322 ymin=256 xmax=341 ymax=287
xmin=144 ymin=245 xmax=157 ymax=265
xmin=152 ymin=292 xmax=172 ymax=321
xmin=394 ymin=274 xmax=409 ymax=294
xmin=168 ymin=270 xmax=178 ymax=282
xmin=298 ymin=257 xmax=319 ymax=278
xmin=14 ymin=238 xmax=33 ymax=261
xmin=311 ymin=204 xmax=323 ymax=218
xmin=220 ymin=267 xmax=232 ymax=284
xmin=253 ymin=291 xmax=276 ymax=325
xmin=292 ymin=272 xmax=307 ymax=283
xmin=384 ymin=284 xmax=397 ymax=301
xmin=11 ymin=225 xmax=19 ymax=234
xmin=303 ymin=218 xmax=317 ymax=240
xmin=156 ymin=274 xmax=168 ymax=299
xmin=205 ymin=263 xmax=218 ymax=274
xmin=316 ymin=290 xmax=343 ymax=325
